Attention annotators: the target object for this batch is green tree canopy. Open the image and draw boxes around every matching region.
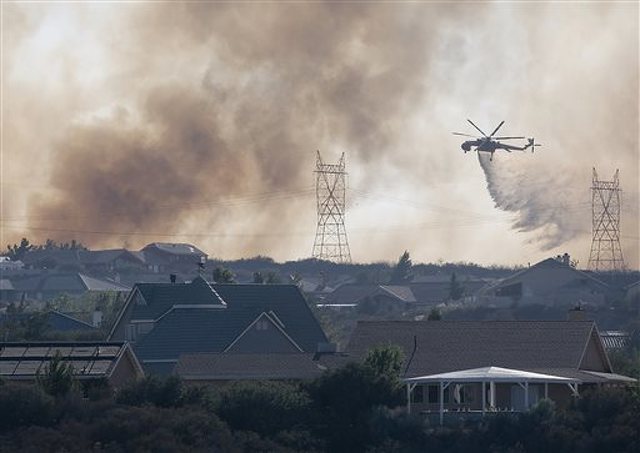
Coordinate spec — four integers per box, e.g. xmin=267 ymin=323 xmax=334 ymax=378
xmin=390 ymin=251 xmax=412 ymax=284
xmin=213 ymin=266 xmax=235 ymax=284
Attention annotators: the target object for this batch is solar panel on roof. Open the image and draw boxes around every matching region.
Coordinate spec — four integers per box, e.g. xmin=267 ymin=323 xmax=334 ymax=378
xmin=24 ymin=347 xmax=51 ymax=357
xmin=0 ymin=361 xmax=19 ymax=375
xmin=97 ymin=346 xmax=120 ymax=357
xmin=88 ymin=360 xmax=112 ymax=375
xmin=48 ymin=347 xmax=73 ymax=357
xmin=14 ymin=361 xmax=43 ymax=375
xmin=0 ymin=347 xmax=27 ymax=358
xmin=71 ymin=346 xmax=97 ymax=357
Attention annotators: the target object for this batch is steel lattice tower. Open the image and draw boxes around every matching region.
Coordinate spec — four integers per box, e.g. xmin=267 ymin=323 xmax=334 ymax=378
xmin=312 ymin=151 xmax=352 ymax=263
xmin=587 ymin=168 xmax=625 ymax=271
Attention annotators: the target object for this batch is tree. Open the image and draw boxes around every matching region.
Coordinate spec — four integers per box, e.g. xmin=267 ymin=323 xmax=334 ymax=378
xmin=364 ymin=345 xmax=404 ymax=383
xmin=6 ymin=237 xmax=33 ymax=260
xmin=390 ymin=251 xmax=412 ymax=284
xmin=252 ymin=272 xmax=264 ymax=284
xmin=213 ymin=266 xmax=235 ymax=284
xmin=265 ymin=271 xmax=282 ymax=284
xmin=449 ymin=272 xmax=465 ymax=301
xmin=37 ymin=352 xmax=75 ymax=397
xmin=306 ymin=360 xmax=404 ymax=452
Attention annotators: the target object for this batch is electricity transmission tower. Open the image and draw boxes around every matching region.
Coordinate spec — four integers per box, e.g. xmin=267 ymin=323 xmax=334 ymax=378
xmin=587 ymin=168 xmax=625 ymax=271
xmin=312 ymin=151 xmax=352 ymax=263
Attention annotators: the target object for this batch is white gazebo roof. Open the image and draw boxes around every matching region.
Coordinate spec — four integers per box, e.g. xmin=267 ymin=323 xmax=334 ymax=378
xmin=404 ymin=366 xmax=581 ymax=384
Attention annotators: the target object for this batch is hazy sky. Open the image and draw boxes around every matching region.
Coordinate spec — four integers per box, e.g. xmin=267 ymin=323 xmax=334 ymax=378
xmin=2 ymin=1 xmax=638 ymax=268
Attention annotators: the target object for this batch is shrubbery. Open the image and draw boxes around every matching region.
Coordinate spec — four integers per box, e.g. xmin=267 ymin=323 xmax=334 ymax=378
xmin=0 ymin=347 xmax=638 ymax=452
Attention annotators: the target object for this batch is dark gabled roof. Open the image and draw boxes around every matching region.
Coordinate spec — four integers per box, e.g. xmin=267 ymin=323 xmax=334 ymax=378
xmin=175 ymin=353 xmax=326 ymax=380
xmin=132 ymin=277 xmax=226 ymax=319
xmin=324 ymin=284 xmax=378 ymax=304
xmin=47 ymin=311 xmax=97 ymax=331
xmin=21 ymin=249 xmax=82 ymax=266
xmin=142 ymin=243 xmax=206 ymax=256
xmin=378 ymin=286 xmax=417 ymax=303
xmin=0 ymin=341 xmax=143 ymax=380
xmin=78 ymin=249 xmax=144 ymax=265
xmin=347 ymin=320 xmax=602 ymax=378
xmin=490 ymin=258 xmax=609 ymax=291
xmin=131 ymin=283 xmax=328 ymax=362
xmin=10 ymin=273 xmax=130 ymax=293
xmin=326 ymin=284 xmax=417 ymax=304
xmin=0 ymin=310 xmax=96 ymax=332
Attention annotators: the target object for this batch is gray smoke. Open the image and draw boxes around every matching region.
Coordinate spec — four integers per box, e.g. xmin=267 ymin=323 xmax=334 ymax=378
xmin=3 ymin=2 xmax=638 ymax=265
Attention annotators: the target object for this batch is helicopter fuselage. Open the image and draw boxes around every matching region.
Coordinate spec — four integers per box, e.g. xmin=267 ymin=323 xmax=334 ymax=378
xmin=461 ymin=139 xmax=499 ymax=152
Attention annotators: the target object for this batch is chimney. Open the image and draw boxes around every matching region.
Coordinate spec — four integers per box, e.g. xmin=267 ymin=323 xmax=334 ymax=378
xmin=170 ymin=274 xmax=177 ymax=283
xmin=92 ymin=310 xmax=103 ymax=328
xmin=567 ymin=305 xmax=586 ymax=322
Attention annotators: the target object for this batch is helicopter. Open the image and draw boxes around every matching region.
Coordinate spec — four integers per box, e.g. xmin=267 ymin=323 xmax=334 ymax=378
xmin=453 ymin=119 xmax=541 ymax=161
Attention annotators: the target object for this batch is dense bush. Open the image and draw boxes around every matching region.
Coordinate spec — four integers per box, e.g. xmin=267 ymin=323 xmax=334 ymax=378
xmin=215 ymin=381 xmax=312 ymax=438
xmin=0 ymin=360 xmax=638 ymax=452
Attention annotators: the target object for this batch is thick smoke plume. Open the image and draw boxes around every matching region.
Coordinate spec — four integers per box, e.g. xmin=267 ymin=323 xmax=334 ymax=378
xmin=3 ymin=2 xmax=639 ymax=266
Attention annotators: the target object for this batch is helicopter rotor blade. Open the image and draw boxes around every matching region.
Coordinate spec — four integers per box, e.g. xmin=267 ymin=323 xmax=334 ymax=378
xmin=467 ymin=119 xmax=487 ymax=137
xmin=452 ymin=132 xmax=479 ymax=138
xmin=493 ymin=136 xmax=525 ymax=140
xmin=489 ymin=120 xmax=505 ymax=138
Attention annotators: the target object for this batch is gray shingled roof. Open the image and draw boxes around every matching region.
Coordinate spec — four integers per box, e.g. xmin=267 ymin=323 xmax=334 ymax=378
xmin=347 ymin=320 xmax=602 ymax=378
xmin=131 ymin=281 xmax=329 ymax=363
xmin=175 ymin=353 xmax=326 ymax=380
xmin=132 ymin=277 xmax=226 ymax=320
xmin=142 ymin=243 xmax=206 ymax=256
xmin=10 ymin=273 xmax=129 ymax=293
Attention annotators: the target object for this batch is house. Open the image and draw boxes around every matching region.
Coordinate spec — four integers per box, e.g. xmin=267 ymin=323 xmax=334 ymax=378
xmin=174 ymin=352 xmax=332 ymax=384
xmin=108 ymin=277 xmax=330 ymax=374
xmin=0 ymin=310 xmax=97 ymax=337
xmin=479 ymin=257 xmax=611 ymax=306
xmin=0 ymin=341 xmax=144 ymax=388
xmin=0 ymin=257 xmax=24 ymax=271
xmin=78 ymin=249 xmax=146 ymax=274
xmin=21 ymin=249 xmax=84 ymax=271
xmin=347 ymin=320 xmax=635 ymax=421
xmin=140 ymin=243 xmax=207 ymax=273
xmin=320 ymin=284 xmax=417 ymax=312
xmin=0 ymin=279 xmax=17 ymax=304
xmin=6 ymin=272 xmax=130 ymax=301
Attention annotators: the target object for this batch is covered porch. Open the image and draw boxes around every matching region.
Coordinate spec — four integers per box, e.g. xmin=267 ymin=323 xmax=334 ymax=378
xmin=404 ymin=366 xmax=581 ymax=425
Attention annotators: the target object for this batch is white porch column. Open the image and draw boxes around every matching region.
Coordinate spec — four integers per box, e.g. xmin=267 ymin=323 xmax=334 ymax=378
xmin=482 ymin=381 xmax=486 ymax=415
xmin=524 ymin=381 xmax=529 ymax=409
xmin=406 ymin=383 xmax=412 ymax=414
xmin=439 ymin=381 xmax=444 ymax=426
xmin=489 ymin=381 xmax=496 ymax=409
